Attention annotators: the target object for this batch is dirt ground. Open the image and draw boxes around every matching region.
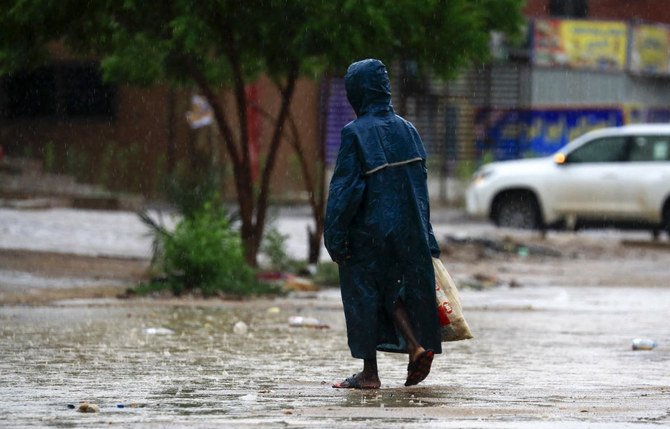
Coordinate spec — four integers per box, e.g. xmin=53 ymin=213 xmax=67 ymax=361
xmin=2 ymin=227 xmax=669 ymax=305
xmin=0 ymin=249 xmax=149 ymax=304
xmin=438 ymin=230 xmax=670 ymax=290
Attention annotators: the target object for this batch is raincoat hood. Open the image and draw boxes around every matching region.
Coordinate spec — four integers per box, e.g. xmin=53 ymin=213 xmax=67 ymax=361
xmin=344 ymin=59 xmax=393 ymax=116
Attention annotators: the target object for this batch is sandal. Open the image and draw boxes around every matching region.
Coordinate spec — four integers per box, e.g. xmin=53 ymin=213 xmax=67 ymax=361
xmin=332 ymin=373 xmax=380 ymax=389
xmin=405 ymin=349 xmax=434 ymax=387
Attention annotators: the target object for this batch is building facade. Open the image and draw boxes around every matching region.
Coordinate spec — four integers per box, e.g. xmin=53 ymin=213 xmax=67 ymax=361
xmin=0 ymin=49 xmax=322 ymax=201
xmin=4 ymin=1 xmax=670 ymax=202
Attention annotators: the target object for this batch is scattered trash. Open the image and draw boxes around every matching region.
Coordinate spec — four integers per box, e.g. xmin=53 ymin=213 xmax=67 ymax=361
xmin=305 ymin=264 xmax=317 ymax=275
xmin=233 ymin=321 xmax=248 ymax=335
xmin=443 ymin=235 xmax=561 ymax=259
xmin=632 ymin=338 xmax=657 ymax=351
xmin=143 ymin=327 xmax=174 ymax=335
xmin=457 ymin=273 xmax=520 ymax=290
xmin=257 ymin=272 xmax=319 ymax=291
xmin=67 ymin=404 xmax=76 ymax=409
xmin=257 ymin=271 xmax=285 ymax=282
xmin=288 ymin=316 xmax=329 ymax=329
xmin=77 ymin=402 xmax=99 ymax=413
xmin=267 ymin=306 xmax=281 ymax=314
xmin=283 ymin=275 xmax=319 ymax=292
xmin=116 ymin=403 xmax=141 ymax=409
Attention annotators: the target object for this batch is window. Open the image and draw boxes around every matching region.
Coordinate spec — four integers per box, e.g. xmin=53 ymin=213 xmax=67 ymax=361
xmin=629 ymin=136 xmax=670 ymax=162
xmin=567 ymin=137 xmax=627 ymax=163
xmin=549 ymin=0 xmax=588 ymax=18
xmin=1 ymin=62 xmax=116 ymax=120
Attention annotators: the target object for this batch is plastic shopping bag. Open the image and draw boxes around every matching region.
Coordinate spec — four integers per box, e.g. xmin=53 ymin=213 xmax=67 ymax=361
xmin=433 ymin=257 xmax=473 ymax=342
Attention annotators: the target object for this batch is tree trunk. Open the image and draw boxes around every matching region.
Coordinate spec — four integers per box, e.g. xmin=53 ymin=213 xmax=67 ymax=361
xmin=185 ymin=57 xmax=258 ymax=267
xmin=305 ymin=76 xmax=330 ymax=264
xmin=251 ymin=66 xmax=300 ymax=266
xmin=188 ymin=56 xmax=300 ymax=268
xmin=284 ymin=76 xmax=327 ymax=265
xmin=166 ymin=87 xmax=176 ymax=174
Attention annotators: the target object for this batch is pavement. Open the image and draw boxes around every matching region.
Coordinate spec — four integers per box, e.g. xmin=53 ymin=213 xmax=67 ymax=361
xmin=0 ymin=206 xmax=669 ymax=428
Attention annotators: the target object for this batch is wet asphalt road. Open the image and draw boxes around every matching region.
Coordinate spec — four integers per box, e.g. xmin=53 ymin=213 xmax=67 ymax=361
xmin=1 ymin=284 xmax=669 ymax=428
xmin=0 ymin=207 xmax=669 ymax=428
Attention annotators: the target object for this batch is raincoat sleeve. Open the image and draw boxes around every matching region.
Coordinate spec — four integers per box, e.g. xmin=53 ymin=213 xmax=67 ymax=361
xmin=324 ymin=129 xmax=366 ymax=264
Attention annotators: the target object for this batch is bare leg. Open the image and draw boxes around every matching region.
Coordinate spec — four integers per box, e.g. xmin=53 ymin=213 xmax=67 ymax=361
xmin=362 ymin=357 xmax=380 ymax=384
xmin=392 ymin=299 xmax=425 ymax=362
xmin=393 ymin=298 xmax=435 ymax=386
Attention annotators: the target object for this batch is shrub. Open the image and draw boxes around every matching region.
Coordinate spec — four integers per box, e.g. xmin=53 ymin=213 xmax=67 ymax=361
xmin=261 ymin=226 xmax=292 ymax=271
xmin=166 ymin=162 xmax=221 ymax=219
xmin=138 ymin=203 xmax=276 ymax=297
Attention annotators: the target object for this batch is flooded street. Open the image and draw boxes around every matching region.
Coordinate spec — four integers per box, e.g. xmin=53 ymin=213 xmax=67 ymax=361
xmin=1 ymin=286 xmax=669 ymax=428
xmin=1 ymin=207 xmax=669 ymax=427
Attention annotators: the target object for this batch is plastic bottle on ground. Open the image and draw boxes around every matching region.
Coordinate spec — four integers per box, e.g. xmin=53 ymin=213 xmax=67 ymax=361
xmin=632 ymin=338 xmax=657 ymax=350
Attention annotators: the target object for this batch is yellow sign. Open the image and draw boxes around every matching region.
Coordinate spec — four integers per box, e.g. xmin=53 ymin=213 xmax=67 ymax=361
xmin=534 ymin=19 xmax=628 ymax=71
xmin=630 ymin=24 xmax=670 ymax=75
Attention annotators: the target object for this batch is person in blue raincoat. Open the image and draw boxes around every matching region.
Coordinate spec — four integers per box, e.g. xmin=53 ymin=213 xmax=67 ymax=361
xmin=325 ymin=59 xmax=442 ymax=389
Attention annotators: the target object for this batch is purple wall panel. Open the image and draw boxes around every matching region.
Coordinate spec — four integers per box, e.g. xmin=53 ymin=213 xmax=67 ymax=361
xmin=325 ymin=79 xmax=356 ymax=166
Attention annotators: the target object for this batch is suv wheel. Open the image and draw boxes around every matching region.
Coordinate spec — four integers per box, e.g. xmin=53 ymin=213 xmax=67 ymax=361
xmin=493 ymin=193 xmax=541 ymax=230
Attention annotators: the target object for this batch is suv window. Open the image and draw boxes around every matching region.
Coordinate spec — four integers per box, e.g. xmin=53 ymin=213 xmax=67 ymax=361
xmin=629 ymin=136 xmax=670 ymax=162
xmin=567 ymin=137 xmax=628 ymax=163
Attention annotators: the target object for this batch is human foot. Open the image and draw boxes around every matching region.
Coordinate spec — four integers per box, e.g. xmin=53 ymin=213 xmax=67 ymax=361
xmin=332 ymin=372 xmax=381 ymax=389
xmin=405 ymin=349 xmax=434 ymax=387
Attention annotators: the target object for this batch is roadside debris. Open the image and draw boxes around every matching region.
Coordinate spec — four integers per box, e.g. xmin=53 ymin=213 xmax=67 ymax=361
xmin=632 ymin=338 xmax=657 ymax=350
xmin=116 ymin=403 xmax=142 ymax=409
xmin=143 ymin=327 xmax=174 ymax=335
xmin=267 ymin=306 xmax=281 ymax=314
xmin=77 ymin=402 xmax=99 ymax=413
xmin=443 ymin=235 xmax=561 ymax=259
xmin=288 ymin=316 xmax=329 ymax=329
xmin=257 ymin=272 xmax=319 ymax=292
xmin=457 ymin=273 xmax=522 ymax=290
xmin=233 ymin=321 xmax=249 ymax=335
xmin=283 ymin=276 xmax=319 ymax=292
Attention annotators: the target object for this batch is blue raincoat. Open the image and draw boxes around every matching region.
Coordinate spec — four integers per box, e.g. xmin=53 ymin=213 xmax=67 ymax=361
xmin=324 ymin=59 xmax=442 ymax=359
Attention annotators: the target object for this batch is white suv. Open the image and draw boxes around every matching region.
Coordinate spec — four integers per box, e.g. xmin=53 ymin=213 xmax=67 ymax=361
xmin=466 ymin=124 xmax=670 ymax=236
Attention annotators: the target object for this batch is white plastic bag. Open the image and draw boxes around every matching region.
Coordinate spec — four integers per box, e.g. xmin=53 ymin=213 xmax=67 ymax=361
xmin=433 ymin=257 xmax=473 ymax=342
